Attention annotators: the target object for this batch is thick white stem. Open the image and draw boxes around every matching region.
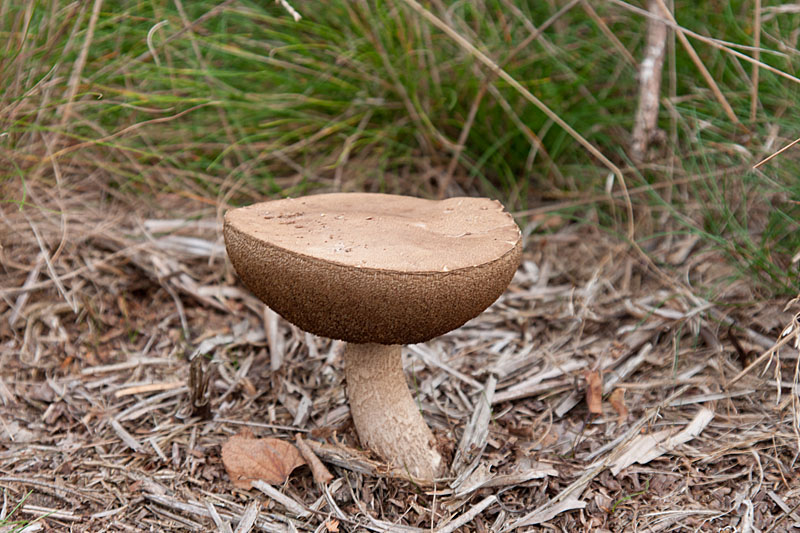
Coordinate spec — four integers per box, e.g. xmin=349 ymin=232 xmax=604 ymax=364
xmin=344 ymin=343 xmax=443 ymax=481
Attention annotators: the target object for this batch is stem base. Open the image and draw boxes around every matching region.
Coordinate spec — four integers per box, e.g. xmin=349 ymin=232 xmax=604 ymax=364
xmin=344 ymin=343 xmax=443 ymax=481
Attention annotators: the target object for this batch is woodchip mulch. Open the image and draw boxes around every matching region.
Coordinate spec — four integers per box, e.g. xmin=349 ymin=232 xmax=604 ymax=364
xmin=1 ymin=178 xmax=798 ymax=532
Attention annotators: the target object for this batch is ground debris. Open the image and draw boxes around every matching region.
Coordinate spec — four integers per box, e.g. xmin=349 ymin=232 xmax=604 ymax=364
xmin=2 ymin=181 xmax=798 ymax=531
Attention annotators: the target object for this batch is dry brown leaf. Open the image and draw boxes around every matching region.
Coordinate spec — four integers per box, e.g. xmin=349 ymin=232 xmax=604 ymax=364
xmin=609 ymin=388 xmax=628 ymax=423
xmin=222 ymin=430 xmax=306 ymax=488
xmin=584 ymin=370 xmax=603 ymax=415
xmin=325 ymin=519 xmax=340 ymax=532
xmin=295 ymin=433 xmax=334 ymax=484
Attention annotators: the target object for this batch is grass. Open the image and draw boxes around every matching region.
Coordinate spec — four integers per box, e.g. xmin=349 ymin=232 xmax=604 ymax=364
xmin=0 ymin=490 xmax=43 ymax=532
xmin=1 ymin=0 xmax=799 ymax=295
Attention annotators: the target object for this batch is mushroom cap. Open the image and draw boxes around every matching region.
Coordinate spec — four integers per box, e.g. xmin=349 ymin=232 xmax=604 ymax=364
xmin=224 ymin=193 xmax=522 ymax=344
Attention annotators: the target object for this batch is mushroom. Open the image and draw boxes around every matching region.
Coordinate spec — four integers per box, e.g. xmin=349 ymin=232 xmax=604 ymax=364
xmin=223 ymin=193 xmax=521 ymax=481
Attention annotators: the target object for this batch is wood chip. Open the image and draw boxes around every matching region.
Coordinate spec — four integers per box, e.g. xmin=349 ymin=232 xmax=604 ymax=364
xmin=504 ymin=497 xmax=586 ymax=529
xmin=492 ymin=360 xmax=587 ymax=404
xmin=232 ymin=500 xmax=260 ymax=533
xmin=109 ymin=419 xmax=142 ymax=452
xmin=22 ymin=504 xmax=81 ymax=521
xmin=263 ymin=306 xmax=283 ymax=372
xmin=113 ymin=381 xmax=185 ymax=398
xmin=451 ymin=375 xmax=496 ymax=476
xmin=204 ymin=500 xmax=233 ymax=533
xmin=435 ymin=495 xmax=496 ymax=533
xmin=81 ymin=357 xmax=176 ymax=375
xmin=250 ymin=480 xmax=309 ymax=518
xmin=766 ymin=490 xmax=800 ymax=527
xmin=144 ymin=492 xmax=292 ymax=532
xmin=610 ymin=408 xmax=715 ymax=475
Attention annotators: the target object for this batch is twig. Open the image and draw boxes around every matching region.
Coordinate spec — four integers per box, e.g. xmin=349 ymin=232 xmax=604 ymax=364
xmin=451 ymin=375 xmax=496 ymax=474
xmin=630 ymin=0 xmax=668 ymax=162
xmin=144 ymin=493 xmax=295 ymax=532
xmin=109 ymin=419 xmax=142 ymax=452
xmin=146 ymin=20 xmax=168 ymax=68
xmin=276 ymin=0 xmax=302 ymax=22
xmin=250 ymin=480 xmax=309 ymax=518
xmin=82 ymin=357 xmax=177 ymax=375
xmin=753 ymin=136 xmax=800 ymax=169
xmin=766 ymin=491 xmax=800 ymax=527
xmin=0 ymin=477 xmax=105 ymax=505
xmin=21 ymin=505 xmax=80 ymax=521
xmin=7 ymin=252 xmax=44 ymax=327
xmin=435 ymin=495 xmax=496 ymax=533
xmin=303 ymin=439 xmax=435 ymax=486
xmin=263 ymin=306 xmax=282 ymax=372
xmin=204 ymin=500 xmax=234 ymax=533
xmin=26 ymin=216 xmax=77 ymax=314
xmin=114 ymin=381 xmax=184 ymax=398
xmin=232 ymin=501 xmax=259 ymax=533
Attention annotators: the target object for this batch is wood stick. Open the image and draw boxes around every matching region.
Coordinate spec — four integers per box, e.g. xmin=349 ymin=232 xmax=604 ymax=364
xmin=631 ymin=0 xmax=668 ymax=162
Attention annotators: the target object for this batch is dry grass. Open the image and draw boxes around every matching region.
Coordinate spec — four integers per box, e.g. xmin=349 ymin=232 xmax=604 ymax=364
xmin=1 ymin=172 xmax=799 ymax=532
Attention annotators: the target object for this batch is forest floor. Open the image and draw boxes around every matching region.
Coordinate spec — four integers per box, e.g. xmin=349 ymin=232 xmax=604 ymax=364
xmin=1 ymin=175 xmax=799 ymax=532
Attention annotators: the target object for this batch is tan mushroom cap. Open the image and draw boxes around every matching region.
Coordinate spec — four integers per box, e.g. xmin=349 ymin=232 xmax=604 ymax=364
xmin=224 ymin=193 xmax=522 ymax=344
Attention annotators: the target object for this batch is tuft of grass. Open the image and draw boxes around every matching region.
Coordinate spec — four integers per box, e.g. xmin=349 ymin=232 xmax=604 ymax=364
xmin=0 ymin=490 xmax=45 ymax=532
xmin=1 ymin=0 xmax=798 ymax=295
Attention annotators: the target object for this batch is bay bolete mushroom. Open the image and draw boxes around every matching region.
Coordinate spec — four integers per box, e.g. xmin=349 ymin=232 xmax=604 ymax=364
xmin=223 ymin=193 xmax=521 ymax=481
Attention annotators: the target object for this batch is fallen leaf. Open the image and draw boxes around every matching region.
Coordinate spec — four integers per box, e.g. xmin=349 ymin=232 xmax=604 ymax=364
xmin=325 ymin=519 xmax=340 ymax=532
xmin=222 ymin=430 xmax=305 ymax=488
xmin=295 ymin=434 xmax=333 ymax=484
xmin=609 ymin=388 xmax=628 ymax=423
xmin=584 ymin=370 xmax=603 ymax=415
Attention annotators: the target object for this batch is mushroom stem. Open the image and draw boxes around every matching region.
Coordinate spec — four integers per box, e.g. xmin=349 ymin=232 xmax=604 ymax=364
xmin=344 ymin=343 xmax=443 ymax=481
